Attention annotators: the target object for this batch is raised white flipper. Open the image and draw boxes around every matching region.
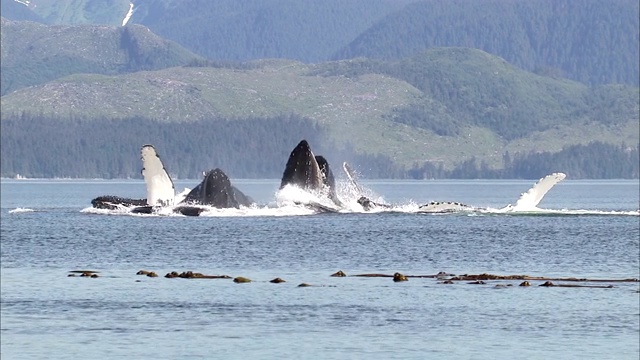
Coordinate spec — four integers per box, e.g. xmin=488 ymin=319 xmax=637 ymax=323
xmin=509 ymin=172 xmax=566 ymax=211
xmin=141 ymin=145 xmax=175 ymax=206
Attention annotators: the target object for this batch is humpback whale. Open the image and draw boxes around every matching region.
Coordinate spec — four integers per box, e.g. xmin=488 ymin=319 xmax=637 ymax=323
xmin=500 ymin=172 xmax=567 ymax=212
xmin=280 ymin=140 xmax=342 ymax=208
xmin=344 ymin=162 xmax=565 ymax=213
xmin=91 ymin=144 xmax=173 ymax=211
xmin=91 ymin=145 xmax=254 ymax=215
xmin=91 ymin=195 xmax=147 ymax=210
xmin=141 ymin=144 xmax=175 ymax=206
xmin=174 ymin=168 xmax=254 ymax=215
xmin=416 ymin=173 xmax=566 ymax=213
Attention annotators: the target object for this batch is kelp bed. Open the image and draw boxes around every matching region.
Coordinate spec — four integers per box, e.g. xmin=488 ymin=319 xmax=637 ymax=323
xmin=68 ymin=269 xmax=639 ymax=289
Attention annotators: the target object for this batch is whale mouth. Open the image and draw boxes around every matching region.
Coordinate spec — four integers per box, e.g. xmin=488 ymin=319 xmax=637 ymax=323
xmin=280 ymin=139 xmax=323 ymax=191
xmin=279 ymin=140 xmax=342 ymax=207
xmin=180 ymin=168 xmax=253 ymax=209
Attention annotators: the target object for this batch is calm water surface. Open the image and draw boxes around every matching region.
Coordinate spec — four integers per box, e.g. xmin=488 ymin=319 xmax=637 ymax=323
xmin=1 ymin=179 xmax=639 ymax=360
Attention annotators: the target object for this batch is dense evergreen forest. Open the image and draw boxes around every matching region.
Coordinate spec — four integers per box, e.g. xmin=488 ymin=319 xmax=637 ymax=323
xmin=407 ymin=142 xmax=639 ymax=180
xmin=2 ymin=0 xmax=637 ymax=86
xmin=0 ymin=19 xmax=201 ymax=95
xmin=131 ymin=0 xmax=640 ymax=86
xmin=310 ymin=49 xmax=639 ymax=141
xmin=2 ymin=113 xmax=637 ymax=180
xmin=333 ymin=0 xmax=640 ymax=86
xmin=0 ymin=112 xmax=403 ymax=179
xmin=1 ymin=1 xmax=638 ymax=180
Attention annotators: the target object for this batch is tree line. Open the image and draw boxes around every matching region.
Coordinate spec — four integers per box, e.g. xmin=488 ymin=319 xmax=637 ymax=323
xmin=407 ymin=142 xmax=639 ymax=180
xmin=0 ymin=112 xmax=408 ymax=180
xmin=2 ymin=113 xmax=637 ymax=180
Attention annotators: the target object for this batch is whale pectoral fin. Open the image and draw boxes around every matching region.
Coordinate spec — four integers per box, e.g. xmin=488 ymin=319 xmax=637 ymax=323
xmin=343 ymin=162 xmax=365 ymax=195
xmin=513 ymin=172 xmax=567 ymax=209
xmin=141 ymin=145 xmax=175 ymax=206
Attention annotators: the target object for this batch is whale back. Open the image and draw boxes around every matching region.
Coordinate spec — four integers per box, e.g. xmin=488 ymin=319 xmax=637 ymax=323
xmin=182 ymin=168 xmax=239 ymax=208
xmin=280 ymin=140 xmax=323 ymax=191
xmin=418 ymin=201 xmax=474 ymax=213
xmin=91 ymin=195 xmax=147 ymax=210
xmin=141 ymin=145 xmax=175 ymax=206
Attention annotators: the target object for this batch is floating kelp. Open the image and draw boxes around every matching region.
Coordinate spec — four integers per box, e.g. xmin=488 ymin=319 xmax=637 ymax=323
xmin=332 ymin=271 xmax=638 ymax=288
xmin=349 ymin=271 xmax=454 ymax=278
xmin=393 ymin=272 xmax=408 ymax=282
xmin=164 ymin=271 xmax=232 ymax=279
xmin=448 ymin=273 xmax=638 ymax=282
xmin=68 ymin=270 xmax=638 ymax=289
xmin=68 ymin=270 xmax=99 ymax=278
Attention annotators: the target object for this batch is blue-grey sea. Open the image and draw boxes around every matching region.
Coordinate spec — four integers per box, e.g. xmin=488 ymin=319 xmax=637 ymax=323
xmin=1 ymin=178 xmax=639 ymax=360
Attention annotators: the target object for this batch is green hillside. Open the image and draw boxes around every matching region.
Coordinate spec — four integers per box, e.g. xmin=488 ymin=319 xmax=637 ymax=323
xmin=0 ymin=17 xmax=203 ymax=95
xmin=333 ymin=0 xmax=640 ymax=86
xmin=0 ymin=0 xmax=131 ymax=25
xmin=127 ymin=0 xmax=412 ymax=63
xmin=3 ymin=0 xmax=636 ymax=86
xmin=2 ymin=49 xmax=637 ymax=173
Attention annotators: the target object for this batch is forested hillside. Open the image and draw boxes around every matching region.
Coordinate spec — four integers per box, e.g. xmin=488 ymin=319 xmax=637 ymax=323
xmin=0 ymin=3 xmax=638 ymax=179
xmin=0 ymin=17 xmax=202 ymax=95
xmin=2 ymin=113 xmax=637 ymax=180
xmin=0 ymin=112 xmax=406 ymax=179
xmin=0 ymin=0 xmax=46 ymax=23
xmin=334 ymin=0 xmax=640 ymax=86
xmin=312 ymin=48 xmax=639 ymax=140
xmin=2 ymin=0 xmax=637 ymax=86
xmin=2 ymin=48 xmax=637 ymax=176
xmin=129 ymin=0 xmax=411 ymax=64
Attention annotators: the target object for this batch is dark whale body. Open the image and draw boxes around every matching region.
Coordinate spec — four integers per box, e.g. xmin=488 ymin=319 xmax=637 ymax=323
xmin=91 ymin=196 xmax=147 ymax=210
xmin=175 ymin=168 xmax=254 ymax=215
xmin=280 ymin=140 xmax=342 ymax=207
xmin=90 ymin=145 xmax=254 ymax=216
xmin=280 ymin=140 xmax=323 ymax=191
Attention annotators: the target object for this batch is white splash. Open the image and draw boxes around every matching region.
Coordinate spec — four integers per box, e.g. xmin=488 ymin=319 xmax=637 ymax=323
xmin=9 ymin=207 xmax=35 ymax=213
xmin=174 ymin=187 xmax=191 ymax=204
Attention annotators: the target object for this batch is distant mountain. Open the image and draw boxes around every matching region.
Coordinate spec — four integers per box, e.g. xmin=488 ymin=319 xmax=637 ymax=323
xmin=333 ymin=0 xmax=640 ymax=86
xmin=0 ymin=0 xmax=131 ymax=25
xmin=1 ymin=4 xmax=638 ymax=179
xmin=0 ymin=17 xmax=203 ymax=95
xmin=127 ymin=0 xmax=412 ymax=63
xmin=0 ymin=0 xmax=46 ymax=23
xmin=2 ymin=0 xmax=637 ymax=86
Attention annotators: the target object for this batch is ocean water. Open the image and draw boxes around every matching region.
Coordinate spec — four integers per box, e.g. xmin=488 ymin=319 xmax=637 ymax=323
xmin=1 ymin=178 xmax=639 ymax=360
